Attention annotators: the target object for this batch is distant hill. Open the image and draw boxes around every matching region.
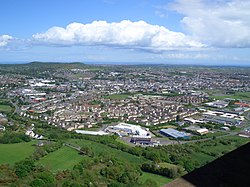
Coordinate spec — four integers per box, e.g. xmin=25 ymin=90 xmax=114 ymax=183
xmin=0 ymin=61 xmax=87 ymax=76
xmin=29 ymin=61 xmax=84 ymax=65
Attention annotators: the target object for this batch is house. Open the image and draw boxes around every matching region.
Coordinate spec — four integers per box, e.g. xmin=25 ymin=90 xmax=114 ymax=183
xmin=0 ymin=125 xmax=5 ymax=131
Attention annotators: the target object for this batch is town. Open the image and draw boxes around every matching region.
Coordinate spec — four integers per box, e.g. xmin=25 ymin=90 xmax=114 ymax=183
xmin=1 ymin=63 xmax=250 ymax=145
xmin=1 ymin=62 xmax=250 ymax=186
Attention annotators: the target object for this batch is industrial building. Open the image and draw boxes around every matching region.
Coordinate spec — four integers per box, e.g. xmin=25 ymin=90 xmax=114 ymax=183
xmin=205 ymin=100 xmax=229 ymax=108
xmin=106 ymin=122 xmax=149 ymax=137
xmin=184 ymin=118 xmax=205 ymax=125
xmin=160 ymin=128 xmax=189 ymax=139
xmin=203 ymin=110 xmax=244 ymax=126
xmin=238 ymin=128 xmax=250 ymax=138
xmin=75 ymin=130 xmax=109 ymax=136
xmin=184 ymin=125 xmax=209 ymax=135
xmin=130 ymin=135 xmax=152 ymax=145
xmin=203 ymin=115 xmax=241 ymax=126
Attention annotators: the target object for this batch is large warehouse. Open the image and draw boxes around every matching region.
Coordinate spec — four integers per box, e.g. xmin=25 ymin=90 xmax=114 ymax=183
xmin=106 ymin=122 xmax=149 ymax=136
xmin=160 ymin=128 xmax=189 ymax=139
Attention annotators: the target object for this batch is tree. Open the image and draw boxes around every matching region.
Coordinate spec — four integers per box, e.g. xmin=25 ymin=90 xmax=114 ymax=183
xmin=80 ymin=146 xmax=93 ymax=157
xmin=30 ymin=179 xmax=45 ymax=187
xmin=101 ymin=166 xmax=122 ymax=180
xmin=143 ymin=179 xmax=158 ymax=187
xmin=15 ymin=159 xmax=35 ymax=178
xmin=168 ymin=167 xmax=178 ymax=178
xmin=35 ymin=171 xmax=55 ymax=185
xmin=176 ymin=115 xmax=181 ymax=122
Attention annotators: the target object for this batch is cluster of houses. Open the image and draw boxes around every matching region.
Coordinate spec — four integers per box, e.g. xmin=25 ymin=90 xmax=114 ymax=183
xmin=106 ymin=95 xmax=198 ymax=126
xmin=0 ymin=113 xmax=8 ymax=131
xmin=25 ymin=124 xmax=44 ymax=139
xmin=0 ymin=74 xmax=25 ymax=91
xmin=3 ymin=65 xmax=250 ymax=145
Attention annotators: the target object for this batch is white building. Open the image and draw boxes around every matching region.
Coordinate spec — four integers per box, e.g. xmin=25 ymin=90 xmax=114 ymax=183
xmin=107 ymin=122 xmax=149 ymax=136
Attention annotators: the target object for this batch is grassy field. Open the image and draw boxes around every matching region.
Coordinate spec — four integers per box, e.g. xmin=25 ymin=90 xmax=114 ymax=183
xmin=0 ymin=104 xmax=12 ymax=112
xmin=210 ymin=91 xmax=250 ymax=101
xmin=0 ymin=141 xmax=36 ymax=165
xmin=139 ymin=172 xmax=172 ymax=187
xmin=159 ymin=162 xmax=179 ymax=169
xmin=116 ymin=137 xmax=133 ymax=146
xmin=190 ymin=152 xmax=214 ymax=165
xmin=190 ymin=135 xmax=250 ymax=166
xmin=37 ymin=146 xmax=84 ymax=172
xmin=67 ymin=139 xmax=147 ymax=164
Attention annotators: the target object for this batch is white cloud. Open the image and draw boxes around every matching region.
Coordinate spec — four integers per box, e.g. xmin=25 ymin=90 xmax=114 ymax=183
xmin=32 ymin=20 xmax=204 ymax=51
xmin=161 ymin=52 xmax=209 ymax=60
xmin=170 ymin=0 xmax=250 ymax=47
xmin=0 ymin=35 xmax=13 ymax=47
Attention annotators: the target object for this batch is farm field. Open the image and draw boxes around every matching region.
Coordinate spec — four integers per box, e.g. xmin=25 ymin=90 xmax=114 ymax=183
xmin=0 ymin=141 xmax=36 ymax=165
xmin=139 ymin=172 xmax=172 ymax=187
xmin=0 ymin=104 xmax=12 ymax=112
xmin=37 ymin=146 xmax=84 ymax=172
xmin=211 ymin=91 xmax=250 ymax=101
xmin=190 ymin=135 xmax=250 ymax=166
xmin=67 ymin=139 xmax=147 ymax=164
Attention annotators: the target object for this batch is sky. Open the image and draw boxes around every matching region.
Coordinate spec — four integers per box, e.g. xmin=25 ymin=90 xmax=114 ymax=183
xmin=0 ymin=0 xmax=250 ymax=65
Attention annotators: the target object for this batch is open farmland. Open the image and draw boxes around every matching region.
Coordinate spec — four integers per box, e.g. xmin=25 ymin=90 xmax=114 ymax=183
xmin=37 ymin=146 xmax=84 ymax=171
xmin=0 ymin=105 xmax=12 ymax=113
xmin=0 ymin=141 xmax=36 ymax=165
xmin=139 ymin=172 xmax=172 ymax=187
xmin=67 ymin=139 xmax=147 ymax=164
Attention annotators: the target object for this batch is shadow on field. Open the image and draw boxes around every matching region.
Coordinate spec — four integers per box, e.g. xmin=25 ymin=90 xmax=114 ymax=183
xmin=165 ymin=142 xmax=250 ymax=187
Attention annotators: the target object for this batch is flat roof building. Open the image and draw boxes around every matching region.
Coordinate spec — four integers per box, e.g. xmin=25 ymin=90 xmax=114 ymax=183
xmin=130 ymin=135 xmax=152 ymax=145
xmin=106 ymin=123 xmax=149 ymax=136
xmin=75 ymin=130 xmax=109 ymax=136
xmin=184 ymin=125 xmax=209 ymax=135
xmin=160 ymin=128 xmax=189 ymax=139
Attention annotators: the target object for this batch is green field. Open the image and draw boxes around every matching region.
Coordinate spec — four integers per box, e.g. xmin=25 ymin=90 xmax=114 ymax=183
xmin=190 ymin=135 xmax=250 ymax=166
xmin=116 ymin=137 xmax=133 ymax=146
xmin=37 ymin=146 xmax=84 ymax=171
xmin=159 ymin=162 xmax=179 ymax=169
xmin=67 ymin=139 xmax=147 ymax=164
xmin=210 ymin=91 xmax=250 ymax=101
xmin=139 ymin=172 xmax=172 ymax=187
xmin=190 ymin=152 xmax=214 ymax=165
xmin=0 ymin=104 xmax=12 ymax=112
xmin=0 ymin=141 xmax=36 ymax=165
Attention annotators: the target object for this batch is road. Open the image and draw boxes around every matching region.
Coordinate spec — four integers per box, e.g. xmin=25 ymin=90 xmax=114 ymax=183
xmin=10 ymin=100 xmax=21 ymax=114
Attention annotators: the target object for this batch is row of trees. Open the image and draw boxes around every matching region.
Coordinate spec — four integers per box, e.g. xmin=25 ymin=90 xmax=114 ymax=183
xmin=32 ymin=141 xmax=62 ymax=160
xmin=0 ymin=132 xmax=31 ymax=144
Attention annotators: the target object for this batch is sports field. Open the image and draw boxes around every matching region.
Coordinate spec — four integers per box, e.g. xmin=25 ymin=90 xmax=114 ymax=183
xmin=211 ymin=91 xmax=250 ymax=101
